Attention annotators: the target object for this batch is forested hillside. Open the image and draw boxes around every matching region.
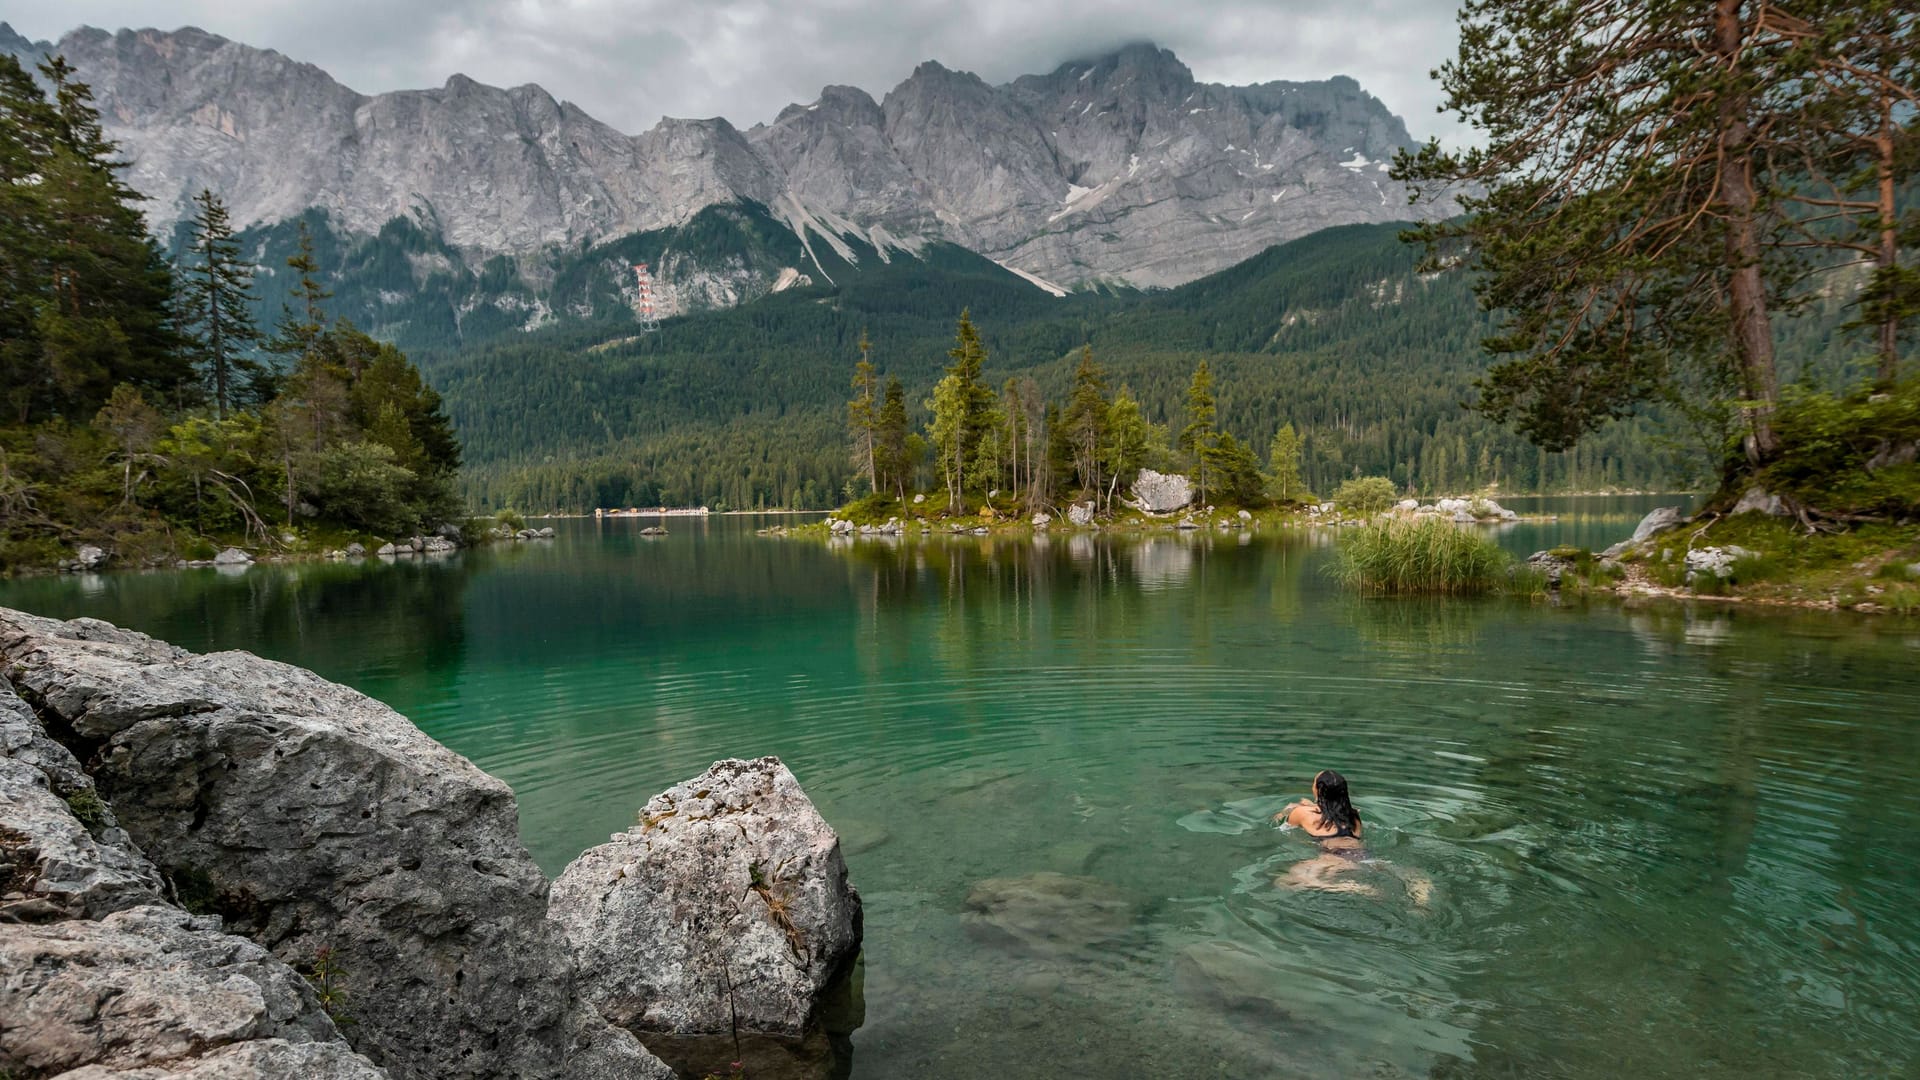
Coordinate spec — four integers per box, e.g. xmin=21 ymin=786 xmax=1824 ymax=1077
xmin=436 ymin=220 xmax=1869 ymax=512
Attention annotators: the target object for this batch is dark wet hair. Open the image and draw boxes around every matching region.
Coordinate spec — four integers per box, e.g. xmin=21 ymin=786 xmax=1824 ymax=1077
xmin=1313 ymin=769 xmax=1360 ymax=834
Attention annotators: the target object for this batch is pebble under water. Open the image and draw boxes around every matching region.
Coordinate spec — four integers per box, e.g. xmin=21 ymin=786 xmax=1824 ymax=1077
xmin=4 ymin=498 xmax=1917 ymax=1079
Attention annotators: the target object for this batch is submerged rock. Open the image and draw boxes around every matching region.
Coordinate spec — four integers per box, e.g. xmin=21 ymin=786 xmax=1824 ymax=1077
xmin=0 ymin=608 xmax=665 ymax=1080
xmin=550 ymin=757 xmax=862 ymax=1074
xmin=1128 ymin=470 xmax=1192 ymax=513
xmin=961 ymin=871 xmax=1136 ymax=960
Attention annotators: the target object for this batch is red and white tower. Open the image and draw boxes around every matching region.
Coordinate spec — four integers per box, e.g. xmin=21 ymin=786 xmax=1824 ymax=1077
xmin=631 ymin=263 xmax=660 ymax=332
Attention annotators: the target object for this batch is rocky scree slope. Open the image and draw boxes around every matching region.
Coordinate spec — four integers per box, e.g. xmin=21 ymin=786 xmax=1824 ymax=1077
xmin=0 ymin=607 xmax=671 ymax=1080
xmin=4 ymin=24 xmax=1449 ymax=292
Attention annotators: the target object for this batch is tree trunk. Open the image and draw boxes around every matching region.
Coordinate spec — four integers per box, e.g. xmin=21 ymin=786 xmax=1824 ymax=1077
xmin=1874 ymin=104 xmax=1899 ymax=388
xmin=1714 ymin=0 xmax=1779 ymax=463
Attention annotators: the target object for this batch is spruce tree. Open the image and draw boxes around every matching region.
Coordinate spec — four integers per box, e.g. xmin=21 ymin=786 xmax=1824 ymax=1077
xmin=847 ymin=331 xmax=878 ymax=494
xmin=268 ymin=219 xmax=332 ymax=366
xmin=1267 ymin=423 xmax=1304 ymax=504
xmin=1061 ymin=346 xmax=1109 ymax=499
xmin=1178 ymin=360 xmax=1219 ymax=505
xmin=876 ymin=376 xmax=909 ymax=499
xmin=183 ymin=189 xmax=262 ymax=419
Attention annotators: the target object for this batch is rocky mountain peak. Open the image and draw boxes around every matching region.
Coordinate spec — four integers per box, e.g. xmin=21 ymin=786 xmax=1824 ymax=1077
xmin=29 ymin=23 xmax=1454 ymax=294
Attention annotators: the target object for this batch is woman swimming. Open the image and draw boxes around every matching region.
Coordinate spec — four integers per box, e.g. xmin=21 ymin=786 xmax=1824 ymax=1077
xmin=1273 ymin=769 xmax=1430 ymax=902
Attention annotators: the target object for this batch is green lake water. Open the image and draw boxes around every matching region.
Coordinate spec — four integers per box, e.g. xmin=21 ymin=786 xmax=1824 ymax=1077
xmin=4 ymin=497 xmax=1918 ymax=1078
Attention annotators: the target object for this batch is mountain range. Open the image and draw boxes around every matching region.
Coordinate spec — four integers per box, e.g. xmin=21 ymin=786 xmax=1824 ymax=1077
xmin=2 ymin=21 xmax=1453 ymax=323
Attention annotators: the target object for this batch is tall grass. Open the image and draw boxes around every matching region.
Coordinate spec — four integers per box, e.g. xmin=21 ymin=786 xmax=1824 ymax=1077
xmin=1332 ymin=517 xmax=1514 ymax=595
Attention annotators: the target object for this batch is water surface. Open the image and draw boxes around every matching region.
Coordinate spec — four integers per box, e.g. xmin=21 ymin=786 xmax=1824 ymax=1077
xmin=4 ymin=498 xmax=1917 ymax=1078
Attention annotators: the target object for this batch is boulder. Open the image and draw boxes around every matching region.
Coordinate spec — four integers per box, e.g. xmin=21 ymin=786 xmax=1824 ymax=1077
xmin=912 ymin=493 xmax=926 ymax=504
xmin=639 ymin=526 xmax=668 ymax=537
xmin=1526 ymin=550 xmax=1578 ymax=589
xmin=75 ymin=545 xmax=110 ymax=570
xmin=0 ymin=608 xmax=663 ymax=1080
xmin=1128 ymin=469 xmax=1193 ymax=513
xmin=1434 ymin=497 xmax=1469 ymax=515
xmin=212 ymin=548 xmax=251 ymax=566
xmin=1237 ymin=509 xmax=1253 ymax=522
xmin=1067 ymin=501 xmax=1095 ymax=526
xmin=344 ymin=543 xmax=366 ymax=557
xmin=0 ymin=906 xmax=386 ymax=1079
xmin=537 ymin=527 xmax=556 ymax=538
xmin=422 ymin=536 xmax=456 ymax=554
xmin=1731 ymin=486 xmax=1788 ymax=517
xmin=2 ymin=682 xmax=386 ymax=1080
xmin=1031 ymin=512 xmax=1051 ymax=527
xmin=1395 ymin=499 xmax=1418 ymax=512
xmin=1630 ymin=506 xmax=1686 ymax=543
xmin=550 ymin=757 xmax=862 ymax=1068
xmin=375 ymin=543 xmax=397 ymax=557
xmin=1685 ymin=545 xmax=1759 ymax=583
xmin=961 ymin=872 xmax=1136 ymax=960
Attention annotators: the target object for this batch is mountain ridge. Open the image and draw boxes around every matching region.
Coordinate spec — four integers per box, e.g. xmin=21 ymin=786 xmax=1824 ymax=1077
xmin=5 ymin=22 xmax=1454 ymax=293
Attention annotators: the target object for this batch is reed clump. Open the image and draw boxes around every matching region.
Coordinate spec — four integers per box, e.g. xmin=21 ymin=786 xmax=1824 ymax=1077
xmin=1333 ymin=517 xmax=1514 ymax=595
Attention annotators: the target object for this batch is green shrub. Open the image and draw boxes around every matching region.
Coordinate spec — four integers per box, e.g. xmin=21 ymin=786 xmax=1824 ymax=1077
xmin=1758 ymin=379 xmax=1920 ymax=518
xmin=836 ymin=492 xmax=903 ymax=525
xmin=494 ymin=507 xmax=527 ymax=532
xmin=1332 ymin=476 xmax=1400 ymax=516
xmin=1333 ymin=517 xmax=1513 ymax=595
xmin=64 ymin=788 xmax=109 ymax=832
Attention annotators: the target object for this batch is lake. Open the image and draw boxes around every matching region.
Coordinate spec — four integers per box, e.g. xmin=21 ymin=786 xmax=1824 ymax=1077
xmin=4 ymin=497 xmax=1918 ymax=1078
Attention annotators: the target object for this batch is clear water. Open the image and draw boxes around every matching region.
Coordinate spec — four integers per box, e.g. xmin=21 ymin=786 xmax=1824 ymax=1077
xmin=5 ymin=499 xmax=1919 ymax=1078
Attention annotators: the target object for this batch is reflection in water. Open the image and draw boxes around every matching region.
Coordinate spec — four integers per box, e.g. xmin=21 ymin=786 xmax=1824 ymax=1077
xmin=3 ymin=503 xmax=1918 ymax=1079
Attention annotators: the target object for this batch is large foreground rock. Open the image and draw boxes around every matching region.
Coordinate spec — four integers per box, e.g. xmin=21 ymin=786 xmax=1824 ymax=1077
xmin=551 ymin=757 xmax=863 ymax=1072
xmin=0 ymin=608 xmax=666 ymax=1080
xmin=3 ymin=680 xmax=386 ymax=1079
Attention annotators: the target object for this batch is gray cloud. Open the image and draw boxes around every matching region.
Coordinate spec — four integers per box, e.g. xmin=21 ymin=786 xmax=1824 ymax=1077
xmin=6 ymin=1 xmax=1470 ymax=144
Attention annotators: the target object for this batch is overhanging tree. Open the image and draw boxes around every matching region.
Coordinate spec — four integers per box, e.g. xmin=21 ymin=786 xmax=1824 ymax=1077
xmin=1394 ymin=0 xmax=1869 ymax=464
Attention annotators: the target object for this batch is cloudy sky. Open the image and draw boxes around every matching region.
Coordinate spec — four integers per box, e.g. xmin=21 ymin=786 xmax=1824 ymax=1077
xmin=7 ymin=1 xmax=1470 ymax=143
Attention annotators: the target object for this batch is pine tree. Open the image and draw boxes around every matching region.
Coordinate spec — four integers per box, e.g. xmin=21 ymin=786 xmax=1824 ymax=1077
xmin=1061 ymin=346 xmax=1109 ymax=499
xmin=847 ymin=331 xmax=878 ymax=494
xmin=183 ymin=189 xmax=262 ymax=419
xmin=1391 ymin=0 xmax=1889 ymax=462
xmin=1102 ymin=387 xmax=1153 ymax=510
xmin=875 ymin=375 xmax=909 ymax=499
xmin=1267 ymin=423 xmax=1304 ymax=504
xmin=1179 ymin=360 xmax=1219 ymax=504
xmin=268 ymin=219 xmax=331 ymax=366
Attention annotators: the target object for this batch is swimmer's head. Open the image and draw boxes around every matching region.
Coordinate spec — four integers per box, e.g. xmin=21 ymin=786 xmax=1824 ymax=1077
xmin=1312 ymin=769 xmax=1360 ymax=832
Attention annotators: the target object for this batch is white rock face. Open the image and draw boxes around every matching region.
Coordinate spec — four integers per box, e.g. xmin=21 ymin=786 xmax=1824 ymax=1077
xmin=0 ymin=608 xmax=666 ymax=1080
xmin=549 ymin=757 xmax=862 ymax=1050
xmin=1129 ymin=470 xmax=1193 ymax=513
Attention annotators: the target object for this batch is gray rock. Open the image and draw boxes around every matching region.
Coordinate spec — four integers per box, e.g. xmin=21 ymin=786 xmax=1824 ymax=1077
xmin=49 ymin=1040 xmax=390 ymax=1079
xmin=211 ymin=547 xmax=251 ymax=566
xmin=550 ymin=757 xmax=862 ymax=1047
xmin=0 ymin=905 xmax=380 ymax=1078
xmin=1630 ymin=506 xmax=1686 ymax=543
xmin=422 ymin=536 xmax=456 ymax=554
xmin=1129 ymin=470 xmax=1193 ymax=513
xmin=0 ymin=608 xmax=659 ymax=1080
xmin=374 ymin=543 xmax=396 ymax=557
xmin=1685 ymin=545 xmax=1759 ymax=582
xmin=1395 ymin=499 xmax=1418 ymax=511
xmin=912 ymin=493 xmax=926 ymax=504
xmin=1730 ymin=486 xmax=1788 ymax=516
xmin=1067 ymin=501 xmax=1096 ymax=526
xmin=343 ymin=543 xmax=366 ymax=557
xmin=1526 ymin=550 xmax=1577 ymax=589
xmin=1237 ymin=509 xmax=1253 ymax=521
xmin=961 ymin=871 xmax=1136 ymax=960
xmin=1030 ymin=512 xmax=1051 ymax=527
xmin=75 ymin=544 xmax=110 ymax=570
xmin=537 ymin=527 xmax=556 ymax=538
